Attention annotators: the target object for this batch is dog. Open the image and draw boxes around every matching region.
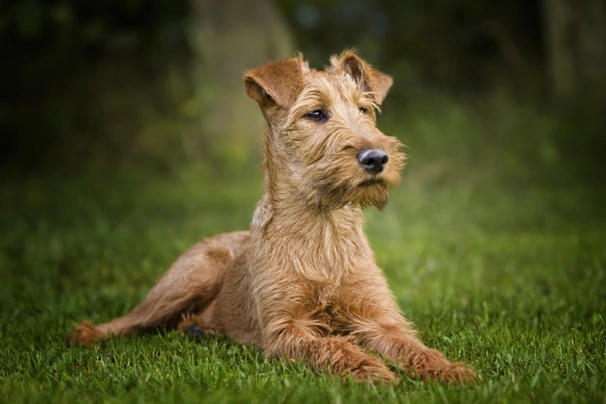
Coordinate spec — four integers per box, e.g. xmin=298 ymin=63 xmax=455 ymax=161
xmin=68 ymin=50 xmax=476 ymax=384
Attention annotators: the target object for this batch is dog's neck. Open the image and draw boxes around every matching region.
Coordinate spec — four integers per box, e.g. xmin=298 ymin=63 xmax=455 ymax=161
xmin=250 ymin=136 xmax=374 ymax=280
xmin=250 ymin=190 xmax=374 ymax=280
xmin=253 ymin=176 xmax=367 ymax=232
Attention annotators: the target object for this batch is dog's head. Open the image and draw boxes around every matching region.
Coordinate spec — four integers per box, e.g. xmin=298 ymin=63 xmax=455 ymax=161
xmin=244 ymin=50 xmax=406 ymax=210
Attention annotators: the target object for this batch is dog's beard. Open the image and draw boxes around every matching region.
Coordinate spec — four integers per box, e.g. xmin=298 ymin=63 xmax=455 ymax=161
xmin=306 ymin=179 xmax=390 ymax=211
xmin=350 ymin=181 xmax=390 ymax=210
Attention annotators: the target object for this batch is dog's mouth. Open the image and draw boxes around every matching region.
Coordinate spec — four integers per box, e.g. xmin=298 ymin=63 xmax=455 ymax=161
xmin=359 ymin=178 xmax=385 ymax=187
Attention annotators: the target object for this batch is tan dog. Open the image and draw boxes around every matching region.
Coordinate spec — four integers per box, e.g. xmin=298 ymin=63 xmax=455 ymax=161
xmin=68 ymin=50 xmax=475 ymax=384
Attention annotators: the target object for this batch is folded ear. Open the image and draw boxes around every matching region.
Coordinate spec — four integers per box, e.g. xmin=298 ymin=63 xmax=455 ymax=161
xmin=330 ymin=50 xmax=393 ymax=105
xmin=244 ymin=55 xmax=308 ymax=109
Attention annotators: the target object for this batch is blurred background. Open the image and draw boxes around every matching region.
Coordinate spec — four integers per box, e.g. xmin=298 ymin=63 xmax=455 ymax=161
xmin=1 ymin=0 xmax=604 ymax=186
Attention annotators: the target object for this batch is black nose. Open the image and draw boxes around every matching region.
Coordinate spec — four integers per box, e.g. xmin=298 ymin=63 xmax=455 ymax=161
xmin=357 ymin=149 xmax=389 ymax=174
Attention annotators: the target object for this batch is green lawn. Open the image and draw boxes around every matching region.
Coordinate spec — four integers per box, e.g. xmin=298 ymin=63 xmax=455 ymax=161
xmin=1 ymin=100 xmax=605 ymax=402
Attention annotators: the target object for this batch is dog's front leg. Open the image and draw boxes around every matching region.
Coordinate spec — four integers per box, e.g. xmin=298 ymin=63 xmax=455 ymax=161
xmin=350 ymin=318 xmax=476 ymax=383
xmin=263 ymin=319 xmax=397 ymax=384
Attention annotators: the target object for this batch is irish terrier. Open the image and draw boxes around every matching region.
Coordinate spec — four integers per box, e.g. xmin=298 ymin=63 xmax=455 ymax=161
xmin=68 ymin=50 xmax=476 ymax=384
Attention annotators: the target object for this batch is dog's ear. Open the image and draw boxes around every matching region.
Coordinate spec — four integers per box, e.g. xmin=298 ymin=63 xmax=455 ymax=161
xmin=331 ymin=50 xmax=393 ymax=105
xmin=244 ymin=55 xmax=308 ymax=109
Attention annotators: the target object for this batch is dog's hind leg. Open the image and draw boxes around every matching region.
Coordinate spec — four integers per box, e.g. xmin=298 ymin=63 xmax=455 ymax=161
xmin=67 ymin=232 xmax=249 ymax=346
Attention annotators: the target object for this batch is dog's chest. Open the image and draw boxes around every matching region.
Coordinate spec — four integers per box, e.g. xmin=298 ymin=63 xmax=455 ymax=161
xmin=309 ymin=279 xmax=349 ymax=324
xmin=315 ymin=281 xmax=336 ymax=309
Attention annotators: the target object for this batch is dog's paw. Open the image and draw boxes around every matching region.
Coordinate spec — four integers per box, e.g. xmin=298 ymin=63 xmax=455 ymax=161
xmin=66 ymin=322 xmax=103 ymax=347
xmin=419 ymin=360 xmax=478 ymax=384
xmin=184 ymin=323 xmax=206 ymax=339
xmin=406 ymin=348 xmax=478 ymax=384
xmin=349 ymin=359 xmax=399 ymax=384
xmin=437 ymin=362 xmax=478 ymax=383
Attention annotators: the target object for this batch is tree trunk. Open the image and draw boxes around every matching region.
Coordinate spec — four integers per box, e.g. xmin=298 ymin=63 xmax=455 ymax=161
xmin=577 ymin=0 xmax=606 ymax=90
xmin=543 ymin=0 xmax=606 ymax=102
xmin=186 ymin=0 xmax=295 ymax=167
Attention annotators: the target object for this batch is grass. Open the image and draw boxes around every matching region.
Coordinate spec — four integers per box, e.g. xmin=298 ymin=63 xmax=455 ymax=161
xmin=1 ymin=96 xmax=605 ymax=403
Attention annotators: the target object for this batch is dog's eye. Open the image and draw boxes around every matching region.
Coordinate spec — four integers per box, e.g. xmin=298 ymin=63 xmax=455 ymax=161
xmin=359 ymin=106 xmax=369 ymax=114
xmin=306 ymin=109 xmax=328 ymax=122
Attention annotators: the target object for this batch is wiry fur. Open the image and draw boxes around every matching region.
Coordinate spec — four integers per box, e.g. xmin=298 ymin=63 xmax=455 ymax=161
xmin=68 ymin=50 xmax=476 ymax=384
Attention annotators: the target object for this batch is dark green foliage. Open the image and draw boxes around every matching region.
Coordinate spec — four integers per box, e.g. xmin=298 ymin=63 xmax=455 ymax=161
xmin=279 ymin=0 xmax=543 ymax=90
xmin=2 ymin=0 xmax=604 ymax=177
xmin=0 ymin=0 xmax=191 ymax=169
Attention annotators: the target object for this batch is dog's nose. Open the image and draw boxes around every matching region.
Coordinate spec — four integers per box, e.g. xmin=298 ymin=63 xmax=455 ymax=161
xmin=357 ymin=149 xmax=389 ymax=174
